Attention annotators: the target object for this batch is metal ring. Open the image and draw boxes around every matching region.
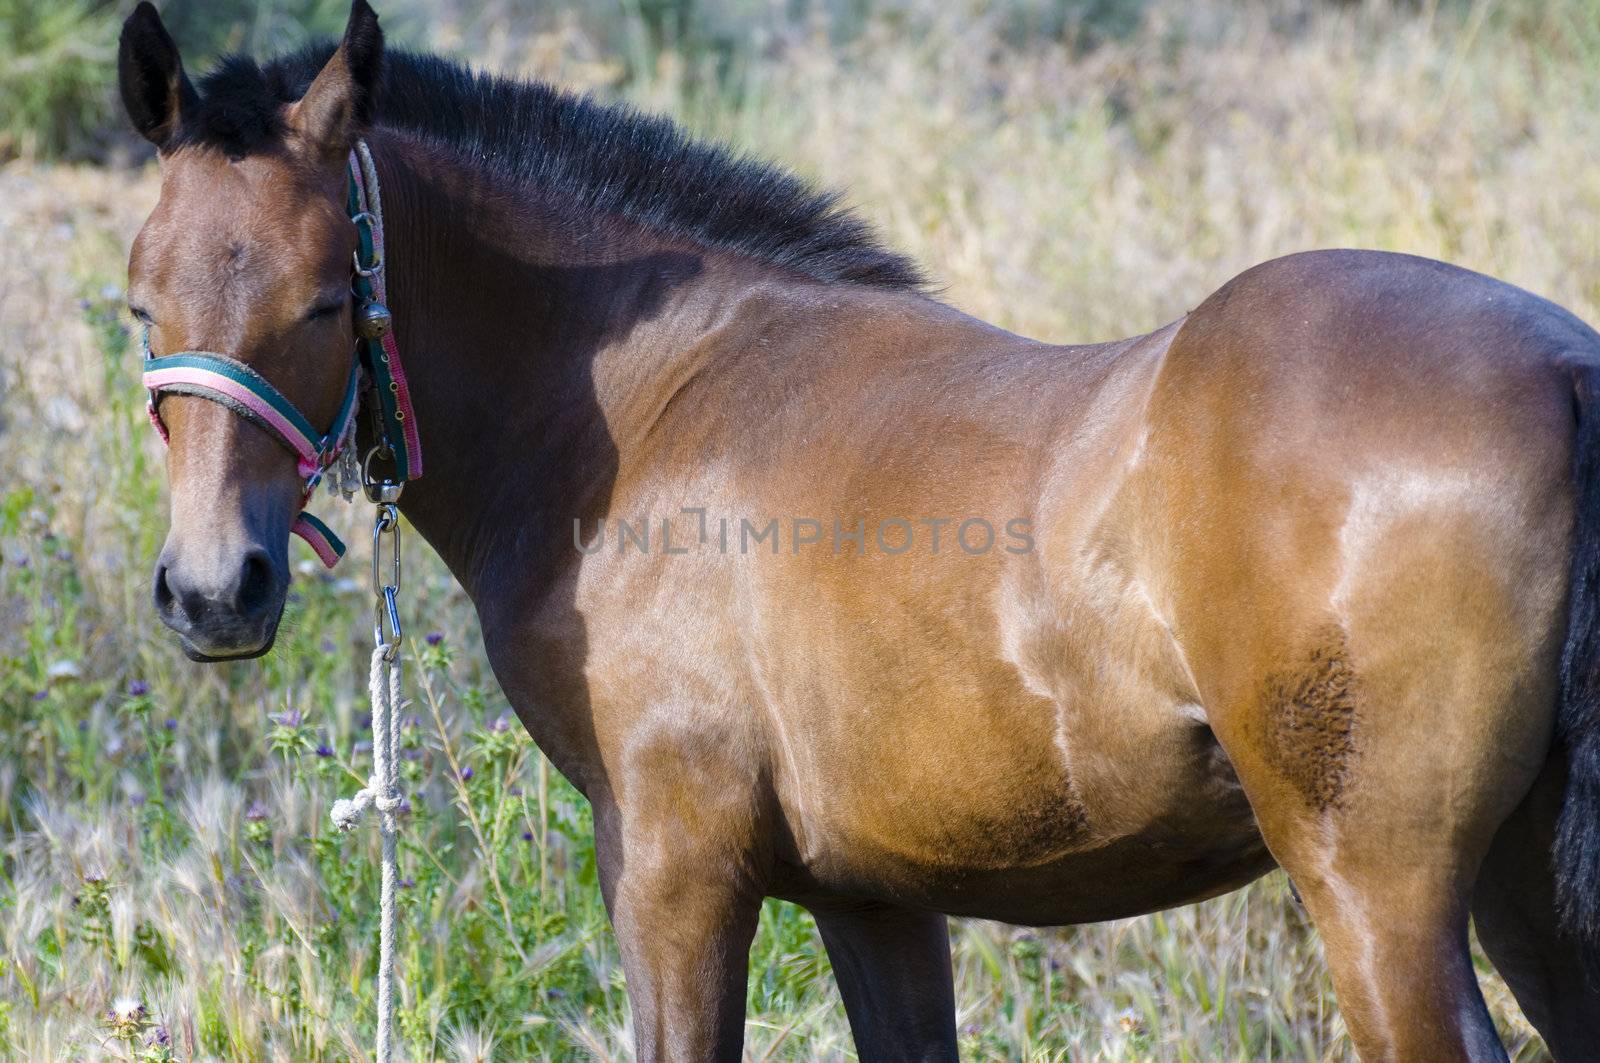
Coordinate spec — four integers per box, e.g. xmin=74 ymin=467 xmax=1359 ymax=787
xmin=361 ymin=446 xmax=403 ymax=504
xmin=352 ymin=248 xmax=384 ymax=278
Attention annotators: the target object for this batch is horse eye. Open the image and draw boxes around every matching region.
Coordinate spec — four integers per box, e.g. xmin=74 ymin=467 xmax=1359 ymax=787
xmin=306 ymin=300 xmax=345 ymax=322
xmin=128 ymin=304 xmax=153 ymax=325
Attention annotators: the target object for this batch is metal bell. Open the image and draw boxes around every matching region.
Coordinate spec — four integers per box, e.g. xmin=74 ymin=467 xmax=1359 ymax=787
xmin=355 ymin=300 xmax=393 ymax=340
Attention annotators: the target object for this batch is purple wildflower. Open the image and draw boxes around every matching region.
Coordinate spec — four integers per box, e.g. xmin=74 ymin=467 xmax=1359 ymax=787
xmin=272 ymin=708 xmax=302 ymax=727
xmin=106 ymin=997 xmax=145 ymax=1030
xmin=145 ymin=1025 xmax=171 ymax=1047
xmin=425 ymin=631 xmax=444 ymax=646
xmin=398 ymin=877 xmax=415 ymax=889
xmin=31 ymin=690 xmax=46 ymax=702
xmin=488 ymin=711 xmax=512 ymax=733
xmin=459 ymin=767 xmax=474 ymax=781
xmin=397 ymin=798 xmax=412 ymax=815
xmin=127 ymin=679 xmax=149 ymax=697
xmin=164 ymin=718 xmax=177 ymax=731
xmin=245 ymin=801 xmax=268 ymax=822
xmin=521 ymin=830 xmax=534 ymax=842
xmin=359 ymin=713 xmax=372 ymax=730
xmin=314 ymin=743 xmax=334 ymax=758
xmin=130 ymin=792 xmax=147 ymax=807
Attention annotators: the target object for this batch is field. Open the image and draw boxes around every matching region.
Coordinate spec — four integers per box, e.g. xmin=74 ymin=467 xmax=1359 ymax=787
xmin=2 ymin=0 xmax=1598 ymax=1058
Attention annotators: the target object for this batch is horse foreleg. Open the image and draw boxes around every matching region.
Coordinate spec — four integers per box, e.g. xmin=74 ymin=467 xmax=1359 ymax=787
xmin=809 ymin=900 xmax=958 ymax=1062
xmin=595 ymin=799 xmax=764 ymax=1062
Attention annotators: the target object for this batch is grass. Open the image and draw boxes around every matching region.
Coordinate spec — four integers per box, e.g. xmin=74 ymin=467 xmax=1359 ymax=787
xmin=2 ymin=0 xmax=1597 ymax=1058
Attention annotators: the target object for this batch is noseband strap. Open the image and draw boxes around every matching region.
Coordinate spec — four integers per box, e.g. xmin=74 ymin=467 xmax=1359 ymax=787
xmin=140 ymin=141 xmax=421 ymax=568
xmin=142 ymin=352 xmax=360 ymax=478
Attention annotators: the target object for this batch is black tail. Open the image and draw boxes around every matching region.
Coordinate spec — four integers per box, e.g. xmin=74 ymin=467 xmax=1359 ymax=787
xmin=1556 ymin=364 xmax=1600 ymax=973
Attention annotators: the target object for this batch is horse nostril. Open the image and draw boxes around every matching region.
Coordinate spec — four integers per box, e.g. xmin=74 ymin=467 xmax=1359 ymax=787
xmin=236 ymin=549 xmax=276 ymax=615
xmin=153 ymin=560 xmax=177 ymax=616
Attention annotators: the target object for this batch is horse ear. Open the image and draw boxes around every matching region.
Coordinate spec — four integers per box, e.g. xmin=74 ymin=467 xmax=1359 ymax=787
xmin=118 ymin=2 xmax=198 ymax=149
xmin=288 ymin=0 xmax=384 ymax=158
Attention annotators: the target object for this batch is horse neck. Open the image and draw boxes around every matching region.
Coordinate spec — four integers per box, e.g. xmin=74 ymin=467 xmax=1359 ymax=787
xmin=367 ymin=132 xmax=746 ymax=606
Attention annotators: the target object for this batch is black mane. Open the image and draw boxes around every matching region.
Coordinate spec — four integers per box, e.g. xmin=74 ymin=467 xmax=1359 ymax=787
xmin=179 ymin=45 xmax=927 ymax=291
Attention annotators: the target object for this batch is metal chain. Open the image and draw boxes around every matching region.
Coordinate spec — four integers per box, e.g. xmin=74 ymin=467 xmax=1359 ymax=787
xmin=372 ymin=496 xmax=403 ymax=659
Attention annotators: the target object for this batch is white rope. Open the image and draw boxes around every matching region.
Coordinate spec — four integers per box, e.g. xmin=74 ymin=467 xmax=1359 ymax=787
xmin=331 ymin=644 xmax=403 ymax=1063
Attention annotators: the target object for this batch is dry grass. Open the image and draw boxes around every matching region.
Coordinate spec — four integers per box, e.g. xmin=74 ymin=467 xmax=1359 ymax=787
xmin=1 ymin=0 xmax=1594 ymax=1058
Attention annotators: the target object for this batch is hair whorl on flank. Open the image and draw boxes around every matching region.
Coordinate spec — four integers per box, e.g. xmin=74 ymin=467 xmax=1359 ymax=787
xmin=176 ymin=44 xmax=927 ymax=291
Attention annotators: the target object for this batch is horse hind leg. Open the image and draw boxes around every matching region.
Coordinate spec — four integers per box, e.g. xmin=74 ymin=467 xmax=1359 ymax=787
xmin=1473 ymin=755 xmax=1600 ymax=1060
xmin=1205 ymin=529 xmax=1563 ymax=1060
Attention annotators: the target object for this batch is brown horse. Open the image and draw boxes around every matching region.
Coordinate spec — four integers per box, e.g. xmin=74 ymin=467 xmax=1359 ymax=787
xmin=117 ymin=2 xmax=1600 ymax=1059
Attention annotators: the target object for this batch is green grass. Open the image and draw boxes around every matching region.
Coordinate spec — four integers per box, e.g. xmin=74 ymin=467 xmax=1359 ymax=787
xmin=4 ymin=0 xmax=1597 ymax=1058
xmin=0 ymin=0 xmax=117 ymax=158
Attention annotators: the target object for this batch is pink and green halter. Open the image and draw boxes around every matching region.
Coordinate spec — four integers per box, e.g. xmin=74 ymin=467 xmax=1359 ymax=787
xmin=141 ymin=143 xmax=422 ymax=567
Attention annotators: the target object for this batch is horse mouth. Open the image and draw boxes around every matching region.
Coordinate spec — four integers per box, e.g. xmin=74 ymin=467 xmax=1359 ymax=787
xmin=180 ymin=637 xmax=277 ymax=663
xmin=176 ymin=614 xmax=282 ymax=662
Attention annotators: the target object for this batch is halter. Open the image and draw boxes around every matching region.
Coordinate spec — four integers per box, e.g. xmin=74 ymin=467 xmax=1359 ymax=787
xmin=140 ymin=141 xmax=423 ymax=566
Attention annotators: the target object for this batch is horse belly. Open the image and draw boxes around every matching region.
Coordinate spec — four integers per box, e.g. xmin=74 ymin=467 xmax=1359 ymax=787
xmin=775 ymin=689 xmax=1273 ymax=925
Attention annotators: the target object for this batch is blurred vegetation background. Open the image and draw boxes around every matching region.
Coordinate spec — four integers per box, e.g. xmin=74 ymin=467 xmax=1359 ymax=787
xmin=2 ymin=0 xmax=1156 ymax=159
xmin=3 ymin=0 xmax=1599 ymax=1058
xmin=11 ymin=0 xmax=1597 ymax=161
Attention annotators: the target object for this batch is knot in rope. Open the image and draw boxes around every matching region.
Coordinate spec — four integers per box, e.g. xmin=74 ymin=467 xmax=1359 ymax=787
xmin=330 ymin=775 xmax=401 ymax=832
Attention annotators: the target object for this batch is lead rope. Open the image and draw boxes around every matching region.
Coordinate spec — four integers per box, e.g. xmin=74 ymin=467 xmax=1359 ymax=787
xmin=331 ymin=498 xmax=404 ymax=1062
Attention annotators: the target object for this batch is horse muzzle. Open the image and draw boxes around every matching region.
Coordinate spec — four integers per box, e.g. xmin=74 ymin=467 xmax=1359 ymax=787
xmin=153 ymin=543 xmax=287 ymax=661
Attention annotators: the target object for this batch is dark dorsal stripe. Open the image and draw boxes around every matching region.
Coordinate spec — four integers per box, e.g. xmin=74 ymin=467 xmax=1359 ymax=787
xmin=178 ymin=45 xmax=927 ymax=292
